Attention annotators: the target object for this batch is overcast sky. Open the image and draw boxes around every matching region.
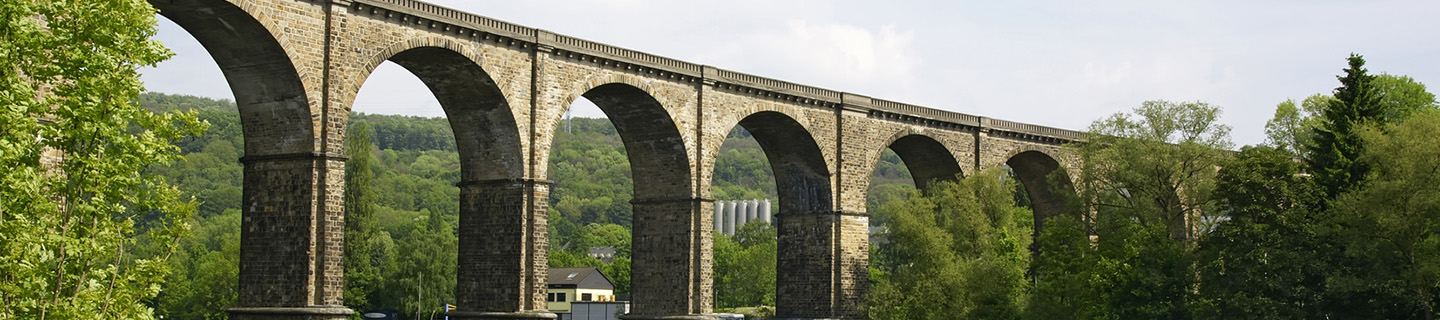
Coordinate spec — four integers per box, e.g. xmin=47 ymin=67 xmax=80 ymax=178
xmin=140 ymin=0 xmax=1440 ymax=146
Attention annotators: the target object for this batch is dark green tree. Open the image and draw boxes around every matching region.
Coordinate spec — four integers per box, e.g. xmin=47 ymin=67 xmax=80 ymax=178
xmin=1325 ymin=110 xmax=1440 ymax=319
xmin=1192 ymin=146 xmax=1327 ymax=319
xmin=1306 ymin=53 xmax=1384 ymax=198
xmin=344 ymin=124 xmax=383 ymax=310
xmin=373 ymin=215 xmax=456 ymax=320
xmin=1025 ymin=215 xmax=1100 ymax=320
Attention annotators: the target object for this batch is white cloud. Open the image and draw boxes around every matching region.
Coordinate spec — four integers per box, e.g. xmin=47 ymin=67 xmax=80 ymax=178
xmin=739 ymin=20 xmax=921 ymax=96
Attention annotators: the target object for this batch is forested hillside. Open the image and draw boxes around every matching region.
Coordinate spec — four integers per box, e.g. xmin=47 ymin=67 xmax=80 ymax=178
xmin=139 ymin=92 xmax=916 ymax=318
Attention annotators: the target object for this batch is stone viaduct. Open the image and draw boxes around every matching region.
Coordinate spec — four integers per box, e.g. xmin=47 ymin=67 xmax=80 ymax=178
xmin=151 ymin=0 xmax=1087 ymax=319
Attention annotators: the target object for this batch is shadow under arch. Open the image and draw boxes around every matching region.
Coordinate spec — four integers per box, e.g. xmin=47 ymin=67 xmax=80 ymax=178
xmin=359 ymin=44 xmax=535 ymax=313
xmin=569 ymin=83 xmax=698 ymax=316
xmin=579 ymin=83 xmax=692 ymax=200
xmin=152 ymin=0 xmax=314 ymax=155
xmin=152 ymin=0 xmax=331 ymax=310
xmin=883 ymin=134 xmax=964 ymax=191
xmin=735 ymin=111 xmax=832 ymax=215
xmin=1006 ymin=150 xmax=1080 ymax=233
xmin=378 ymin=46 xmax=524 ymax=180
xmin=725 ymin=111 xmax=837 ymax=318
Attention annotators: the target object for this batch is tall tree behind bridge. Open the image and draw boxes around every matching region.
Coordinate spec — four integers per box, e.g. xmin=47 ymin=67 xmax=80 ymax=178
xmin=1307 ymin=53 xmax=1384 ymax=199
xmin=0 ymin=0 xmax=204 ymax=318
xmin=344 ymin=124 xmax=383 ymax=311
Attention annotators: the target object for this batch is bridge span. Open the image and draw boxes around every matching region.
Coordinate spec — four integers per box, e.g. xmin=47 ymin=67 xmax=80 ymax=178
xmin=152 ymin=0 xmax=1085 ymax=319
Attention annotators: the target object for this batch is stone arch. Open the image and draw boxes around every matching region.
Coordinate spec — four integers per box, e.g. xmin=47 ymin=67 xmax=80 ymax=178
xmin=152 ymin=0 xmax=348 ymax=312
xmin=1006 ymin=150 xmax=1080 ymax=232
xmin=708 ymin=110 xmax=839 ymax=319
xmin=874 ymin=131 xmax=964 ymax=192
xmin=151 ymin=0 xmax=315 ymax=155
xmin=556 ymin=82 xmax=704 ymax=316
xmin=701 ymin=104 xmax=834 ymax=198
xmin=353 ymin=40 xmax=541 ymax=314
xmin=567 ymin=82 xmax=693 ymax=200
xmin=727 ymin=111 xmax=833 ymax=215
xmin=360 ymin=41 xmax=524 ymax=180
xmin=539 ymin=73 xmax=698 ymax=183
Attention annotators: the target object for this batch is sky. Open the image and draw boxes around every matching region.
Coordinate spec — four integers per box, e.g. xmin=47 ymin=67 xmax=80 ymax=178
xmin=140 ymin=0 xmax=1440 ymax=146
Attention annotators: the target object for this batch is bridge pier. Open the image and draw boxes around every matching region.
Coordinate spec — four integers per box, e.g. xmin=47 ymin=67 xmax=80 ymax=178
xmin=625 ymin=198 xmax=716 ymax=319
xmin=776 ymin=211 xmax=869 ymax=320
xmin=231 ymin=154 xmax=352 ymax=319
xmin=453 ymin=179 xmax=557 ymax=319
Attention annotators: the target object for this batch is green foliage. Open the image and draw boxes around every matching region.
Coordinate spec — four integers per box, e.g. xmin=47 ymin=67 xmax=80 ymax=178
xmin=713 ymin=223 xmax=778 ymax=309
xmin=1077 ymin=100 xmax=1231 ymax=242
xmin=868 ymin=168 xmax=1033 ymax=320
xmin=567 ymin=223 xmax=632 ymax=257
xmin=0 ymin=0 xmax=206 ymax=318
xmin=374 ymin=215 xmax=456 ymax=319
xmin=1027 ymin=100 xmax=1234 ymax=320
xmin=1373 ymin=73 xmax=1439 ymax=123
xmin=1025 ymin=215 xmax=1099 ymax=319
xmin=154 ymin=210 xmax=240 ymax=320
xmin=1307 ymin=54 xmax=1385 ymax=199
xmin=343 ymin=124 xmax=383 ymax=311
xmin=1324 ymin=110 xmax=1440 ymax=318
xmin=548 ymin=118 xmax=633 ymax=229
xmin=866 ymin=149 xmax=918 ymax=227
xmin=350 ymin=113 xmax=456 ymax=152
xmin=712 ymin=127 xmax=777 ymax=201
xmin=1088 ymin=214 xmax=1192 ymax=319
xmin=1192 ymin=146 xmax=1328 ymax=319
xmin=1264 ymin=94 xmax=1334 ymax=156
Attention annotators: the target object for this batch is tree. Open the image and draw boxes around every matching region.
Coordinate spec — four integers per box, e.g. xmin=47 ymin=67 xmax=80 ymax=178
xmin=373 ymin=216 xmax=457 ymax=320
xmin=1025 ymin=215 xmax=1100 ymax=320
xmin=867 ymin=168 xmax=1031 ymax=320
xmin=1076 ymin=100 xmax=1232 ymax=242
xmin=1060 ymin=100 xmax=1232 ymax=319
xmin=344 ymin=124 xmax=383 ymax=311
xmin=1326 ymin=110 xmax=1440 ymax=319
xmin=1192 ymin=146 xmax=1327 ymax=320
xmin=154 ymin=210 xmax=241 ymax=320
xmin=1264 ymin=94 xmax=1333 ymax=156
xmin=713 ymin=223 xmax=777 ymax=309
xmin=0 ymin=0 xmax=204 ymax=319
xmin=1373 ymin=73 xmax=1439 ymax=123
xmin=1306 ymin=53 xmax=1384 ymax=199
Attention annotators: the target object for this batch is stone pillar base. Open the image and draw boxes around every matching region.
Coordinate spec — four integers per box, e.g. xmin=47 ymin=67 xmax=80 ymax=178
xmin=227 ymin=307 xmax=353 ymax=320
xmin=618 ymin=313 xmax=720 ymax=320
xmin=447 ymin=311 xmax=559 ymax=319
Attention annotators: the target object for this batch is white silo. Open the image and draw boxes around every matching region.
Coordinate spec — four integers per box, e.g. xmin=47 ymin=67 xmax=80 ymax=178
xmin=745 ymin=199 xmax=759 ymax=227
xmin=725 ymin=200 xmax=738 ymax=235
xmin=759 ymin=199 xmax=772 ymax=225
xmin=714 ymin=202 xmax=724 ymax=232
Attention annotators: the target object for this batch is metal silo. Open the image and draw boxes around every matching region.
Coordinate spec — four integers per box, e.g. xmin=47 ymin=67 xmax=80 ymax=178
xmin=759 ymin=199 xmax=772 ymax=225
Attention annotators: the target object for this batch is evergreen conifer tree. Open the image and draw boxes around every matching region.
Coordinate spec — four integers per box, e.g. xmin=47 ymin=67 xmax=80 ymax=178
xmin=1306 ymin=54 xmax=1383 ymax=198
